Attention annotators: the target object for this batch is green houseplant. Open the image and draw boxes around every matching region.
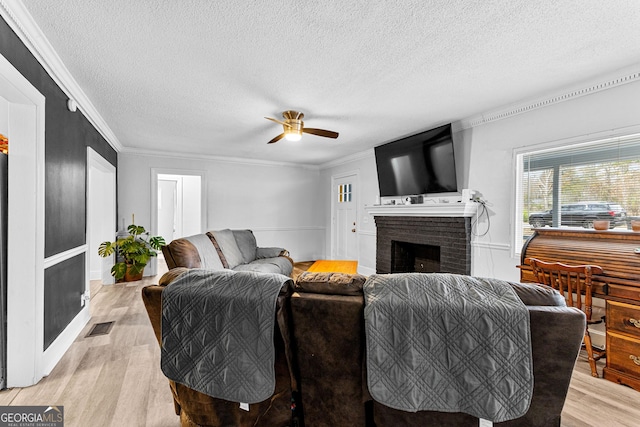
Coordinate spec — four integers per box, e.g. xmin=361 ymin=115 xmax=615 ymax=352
xmin=98 ymin=224 xmax=166 ymax=281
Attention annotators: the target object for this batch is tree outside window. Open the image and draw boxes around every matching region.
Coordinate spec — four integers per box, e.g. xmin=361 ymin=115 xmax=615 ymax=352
xmin=517 ymin=136 xmax=640 ymax=250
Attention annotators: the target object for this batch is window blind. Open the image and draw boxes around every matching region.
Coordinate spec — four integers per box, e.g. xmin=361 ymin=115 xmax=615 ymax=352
xmin=520 ymin=134 xmax=640 ymax=241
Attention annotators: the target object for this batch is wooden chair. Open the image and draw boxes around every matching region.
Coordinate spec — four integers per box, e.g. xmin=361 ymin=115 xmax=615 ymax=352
xmin=525 ymin=257 xmax=604 ymax=378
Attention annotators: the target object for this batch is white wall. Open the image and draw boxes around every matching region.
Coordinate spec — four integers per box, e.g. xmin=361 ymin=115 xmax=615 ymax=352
xmin=182 ymin=175 xmax=201 ymax=237
xmin=318 ymin=76 xmax=640 ymax=280
xmin=0 ymin=96 xmax=7 ymax=133
xmin=467 ymin=79 xmax=640 ymax=281
xmin=118 ymin=153 xmax=325 ymax=262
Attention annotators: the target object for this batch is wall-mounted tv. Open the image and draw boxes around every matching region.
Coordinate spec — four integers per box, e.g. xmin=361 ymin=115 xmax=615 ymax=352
xmin=374 ymin=123 xmax=457 ymax=197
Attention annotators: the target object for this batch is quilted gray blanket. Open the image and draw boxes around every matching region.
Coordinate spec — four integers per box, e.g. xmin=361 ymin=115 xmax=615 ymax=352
xmin=160 ymin=269 xmax=291 ymax=403
xmin=363 ymin=273 xmax=533 ymax=422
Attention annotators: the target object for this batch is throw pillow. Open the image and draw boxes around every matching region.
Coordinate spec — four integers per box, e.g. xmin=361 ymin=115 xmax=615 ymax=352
xmin=209 ymin=229 xmax=245 ymax=269
xmin=184 ymin=234 xmax=225 ymax=270
xmin=232 ymin=230 xmax=258 ymax=264
xmin=294 ymin=271 xmax=367 ymax=296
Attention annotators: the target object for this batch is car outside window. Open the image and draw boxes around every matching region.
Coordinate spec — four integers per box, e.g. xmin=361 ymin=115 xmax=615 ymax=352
xmin=516 ymin=135 xmax=640 ymax=253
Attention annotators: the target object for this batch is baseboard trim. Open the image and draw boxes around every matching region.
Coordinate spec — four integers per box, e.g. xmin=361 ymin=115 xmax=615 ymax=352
xmin=41 ymin=306 xmax=90 ymax=376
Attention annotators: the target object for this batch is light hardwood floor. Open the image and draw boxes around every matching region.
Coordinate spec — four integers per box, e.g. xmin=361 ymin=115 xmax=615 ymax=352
xmin=0 ymin=267 xmax=178 ymax=427
xmin=0 ymin=264 xmax=639 ymax=427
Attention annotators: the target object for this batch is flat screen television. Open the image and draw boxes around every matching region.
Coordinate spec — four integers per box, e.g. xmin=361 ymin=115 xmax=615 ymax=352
xmin=374 ymin=123 xmax=457 ymax=197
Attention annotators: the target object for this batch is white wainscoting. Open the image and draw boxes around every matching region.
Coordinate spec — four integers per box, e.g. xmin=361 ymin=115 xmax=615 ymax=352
xmin=357 ymin=229 xmax=377 ymax=275
xmin=252 ymin=226 xmax=326 ymax=262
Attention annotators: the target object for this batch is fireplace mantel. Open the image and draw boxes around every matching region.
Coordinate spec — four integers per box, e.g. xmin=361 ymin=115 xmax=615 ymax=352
xmin=365 ymin=201 xmax=478 ymax=218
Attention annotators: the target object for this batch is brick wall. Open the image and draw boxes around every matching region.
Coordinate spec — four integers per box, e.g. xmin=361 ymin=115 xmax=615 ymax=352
xmin=375 ymin=216 xmax=472 ymax=275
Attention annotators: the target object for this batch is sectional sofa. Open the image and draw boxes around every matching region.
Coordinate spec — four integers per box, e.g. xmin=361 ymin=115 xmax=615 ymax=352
xmin=142 ymin=265 xmax=586 ymax=427
xmin=291 ymin=272 xmax=585 ymax=427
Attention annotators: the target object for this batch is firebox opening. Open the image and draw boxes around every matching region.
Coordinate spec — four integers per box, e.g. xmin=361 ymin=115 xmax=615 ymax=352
xmin=391 ymin=241 xmax=441 ymax=273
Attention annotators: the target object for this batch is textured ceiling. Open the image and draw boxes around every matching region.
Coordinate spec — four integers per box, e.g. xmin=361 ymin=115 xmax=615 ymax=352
xmin=16 ymin=0 xmax=640 ymax=165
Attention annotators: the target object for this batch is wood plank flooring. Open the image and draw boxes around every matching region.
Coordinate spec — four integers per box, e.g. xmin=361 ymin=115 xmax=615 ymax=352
xmin=0 ymin=265 xmax=178 ymax=427
xmin=0 ymin=263 xmax=638 ymax=426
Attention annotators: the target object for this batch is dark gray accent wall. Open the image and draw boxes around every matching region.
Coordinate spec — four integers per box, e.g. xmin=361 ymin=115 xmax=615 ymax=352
xmin=0 ymin=16 xmax=117 ymax=348
xmin=43 ymin=254 xmax=85 ymax=350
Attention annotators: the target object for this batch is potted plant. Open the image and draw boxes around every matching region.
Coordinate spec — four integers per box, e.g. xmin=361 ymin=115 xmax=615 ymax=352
xmin=98 ymin=224 xmax=166 ymax=281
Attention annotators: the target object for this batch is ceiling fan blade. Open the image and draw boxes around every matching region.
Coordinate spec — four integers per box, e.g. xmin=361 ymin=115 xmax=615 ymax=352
xmin=265 ymin=116 xmax=292 ymax=128
xmin=267 ymin=133 xmax=286 ymax=144
xmin=303 ymin=128 xmax=339 ymax=139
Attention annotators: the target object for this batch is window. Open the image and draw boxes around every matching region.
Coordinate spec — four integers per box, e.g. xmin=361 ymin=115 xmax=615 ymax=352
xmin=515 ymin=134 xmax=640 ymax=252
xmin=338 ymin=183 xmax=352 ymax=203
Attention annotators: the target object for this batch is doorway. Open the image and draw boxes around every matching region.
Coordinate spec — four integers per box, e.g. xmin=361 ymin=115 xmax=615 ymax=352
xmin=157 ymin=174 xmax=202 ymax=242
xmin=331 ymin=171 xmax=359 ymax=261
xmin=151 ymin=170 xmax=205 ymax=273
xmin=87 ymin=148 xmax=116 ymax=286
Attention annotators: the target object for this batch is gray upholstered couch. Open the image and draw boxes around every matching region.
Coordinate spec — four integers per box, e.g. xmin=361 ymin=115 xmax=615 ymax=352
xmin=161 ymin=229 xmax=293 ymax=276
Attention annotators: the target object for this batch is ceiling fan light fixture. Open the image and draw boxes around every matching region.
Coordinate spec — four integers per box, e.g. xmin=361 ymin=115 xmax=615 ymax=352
xmin=284 ymin=129 xmax=302 ymax=141
xmin=265 ymin=110 xmax=338 ymax=144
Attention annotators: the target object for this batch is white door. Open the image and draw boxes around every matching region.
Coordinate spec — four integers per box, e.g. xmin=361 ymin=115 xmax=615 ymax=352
xmin=158 ymin=179 xmax=177 ymax=243
xmin=157 ymin=174 xmax=202 ymax=241
xmin=333 ymin=174 xmax=358 ymax=260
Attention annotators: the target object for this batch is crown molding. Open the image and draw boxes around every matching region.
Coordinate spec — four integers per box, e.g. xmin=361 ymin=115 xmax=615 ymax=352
xmin=459 ymin=66 xmax=640 ymax=130
xmin=121 ymin=146 xmax=321 ymax=170
xmin=0 ymin=0 xmax=122 ymax=152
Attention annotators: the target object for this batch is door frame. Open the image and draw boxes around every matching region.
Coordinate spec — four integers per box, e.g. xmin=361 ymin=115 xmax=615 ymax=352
xmin=150 ymin=168 xmax=206 ymax=273
xmin=87 ymin=147 xmax=116 ymax=285
xmin=157 ymin=177 xmax=180 ymax=243
xmin=330 ymin=170 xmax=360 ymax=260
xmin=0 ymin=52 xmax=46 ymax=387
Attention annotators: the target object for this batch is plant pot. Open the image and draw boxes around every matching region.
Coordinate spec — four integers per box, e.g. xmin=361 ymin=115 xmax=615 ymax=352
xmin=631 ymin=220 xmax=640 ymax=232
xmin=124 ymin=264 xmax=144 ymax=282
xmin=593 ymin=220 xmax=610 ymax=230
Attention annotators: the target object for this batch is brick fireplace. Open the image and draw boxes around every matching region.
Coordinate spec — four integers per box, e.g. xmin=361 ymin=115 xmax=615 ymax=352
xmin=374 ymin=215 xmax=472 ymax=275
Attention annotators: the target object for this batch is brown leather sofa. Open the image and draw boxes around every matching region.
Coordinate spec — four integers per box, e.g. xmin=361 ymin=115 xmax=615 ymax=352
xmin=289 ymin=272 xmax=586 ymax=427
xmin=143 ymin=268 xmax=586 ymax=427
xmin=162 ymin=229 xmax=293 ymax=276
xmin=142 ymin=267 xmax=299 ymax=427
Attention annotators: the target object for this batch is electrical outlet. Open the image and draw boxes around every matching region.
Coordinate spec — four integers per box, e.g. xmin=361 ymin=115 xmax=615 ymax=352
xmin=80 ymin=291 xmax=90 ymax=307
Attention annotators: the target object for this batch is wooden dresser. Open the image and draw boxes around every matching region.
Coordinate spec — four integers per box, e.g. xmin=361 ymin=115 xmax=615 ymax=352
xmin=519 ymin=228 xmax=640 ymax=391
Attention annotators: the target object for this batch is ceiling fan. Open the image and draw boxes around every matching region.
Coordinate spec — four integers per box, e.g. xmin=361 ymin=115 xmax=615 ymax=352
xmin=264 ymin=110 xmax=339 ymax=144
